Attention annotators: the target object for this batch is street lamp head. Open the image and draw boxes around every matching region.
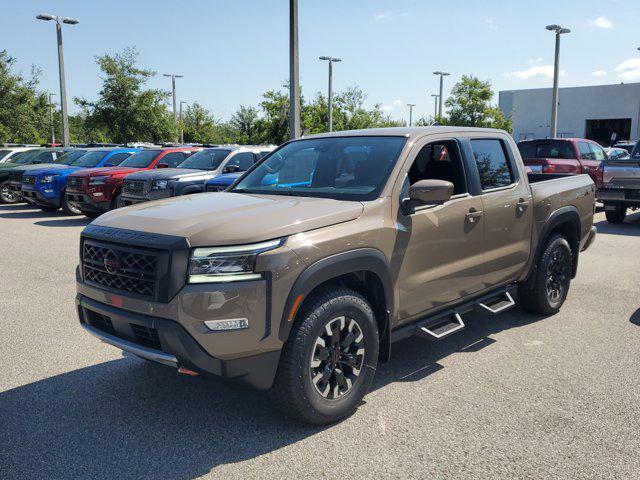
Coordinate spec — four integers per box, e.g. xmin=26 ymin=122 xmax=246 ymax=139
xmin=558 ymin=27 xmax=571 ymax=34
xmin=62 ymin=17 xmax=79 ymax=25
xmin=546 ymin=24 xmax=560 ymax=31
xmin=36 ymin=13 xmax=55 ymax=21
xmin=319 ymin=56 xmax=341 ymax=62
xmin=433 ymin=71 xmax=450 ymax=76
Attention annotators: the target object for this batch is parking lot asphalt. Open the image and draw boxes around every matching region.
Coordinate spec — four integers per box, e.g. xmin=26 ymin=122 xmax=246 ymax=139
xmin=1 ymin=202 xmax=639 ymax=480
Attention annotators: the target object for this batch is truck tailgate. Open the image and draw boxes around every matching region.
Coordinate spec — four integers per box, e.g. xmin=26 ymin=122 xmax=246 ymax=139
xmin=602 ymin=160 xmax=640 ymax=189
xmin=528 ymin=173 xmax=595 ymax=255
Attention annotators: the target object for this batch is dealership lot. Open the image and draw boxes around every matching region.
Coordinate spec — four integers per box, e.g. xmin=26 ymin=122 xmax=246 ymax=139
xmin=1 ymin=203 xmax=639 ymax=479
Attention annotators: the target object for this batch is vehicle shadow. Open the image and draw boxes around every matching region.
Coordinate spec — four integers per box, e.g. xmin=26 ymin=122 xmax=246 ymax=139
xmin=35 ymin=217 xmax=91 ymax=228
xmin=0 ymin=306 xmax=545 ymax=479
xmin=594 ymin=211 xmax=640 ymax=237
xmin=629 ymin=307 xmax=640 ymax=326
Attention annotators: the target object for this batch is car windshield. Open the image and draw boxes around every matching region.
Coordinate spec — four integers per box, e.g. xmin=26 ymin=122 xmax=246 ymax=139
xmin=56 ymin=150 xmax=87 ymax=165
xmin=177 ymin=149 xmax=232 ymax=170
xmin=13 ymin=150 xmax=42 ymax=164
xmin=231 ymin=136 xmax=407 ymax=201
xmin=0 ymin=149 xmax=11 ymax=159
xmin=71 ymin=150 xmax=109 ymax=167
xmin=120 ymin=150 xmax=161 ymax=168
xmin=518 ymin=140 xmax=575 ymax=159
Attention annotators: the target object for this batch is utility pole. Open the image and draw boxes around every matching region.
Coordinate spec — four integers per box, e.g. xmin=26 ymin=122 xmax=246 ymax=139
xmin=164 ymin=73 xmax=183 ymax=143
xmin=546 ymin=24 xmax=571 ymax=138
xmin=179 ymin=101 xmax=187 ymax=144
xmin=430 ymin=94 xmax=439 ymax=117
xmin=433 ymin=71 xmax=450 ymax=117
xmin=319 ymin=56 xmax=341 ymax=132
xmin=37 ymin=13 xmax=79 ymax=147
xmin=289 ymin=0 xmax=301 ymax=139
xmin=407 ymin=103 xmax=416 ymax=127
xmin=49 ymin=92 xmax=57 ymax=144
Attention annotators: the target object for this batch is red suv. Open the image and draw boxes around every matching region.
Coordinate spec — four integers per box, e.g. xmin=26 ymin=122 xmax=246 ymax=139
xmin=517 ymin=138 xmax=606 ymax=182
xmin=66 ymin=147 xmax=200 ymax=217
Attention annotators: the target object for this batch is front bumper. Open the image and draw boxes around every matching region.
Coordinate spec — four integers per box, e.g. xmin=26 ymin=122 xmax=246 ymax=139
xmin=20 ymin=186 xmax=61 ymax=208
xmin=121 ymin=190 xmax=170 ymax=206
xmin=66 ymin=190 xmax=111 ymax=212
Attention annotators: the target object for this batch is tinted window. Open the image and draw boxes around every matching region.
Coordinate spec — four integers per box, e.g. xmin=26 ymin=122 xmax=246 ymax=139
xmin=589 ymin=143 xmax=606 ymax=162
xmin=35 ymin=151 xmax=55 ymax=163
xmin=177 ymin=149 xmax=231 ymax=170
xmin=55 ymin=150 xmax=87 ymax=165
xmin=225 ymin=152 xmax=255 ymax=171
xmin=11 ymin=151 xmax=38 ymax=164
xmin=120 ymin=150 xmax=162 ymax=168
xmin=258 ymin=150 xmax=272 ymax=159
xmin=104 ymin=152 xmax=132 ymax=166
xmin=578 ymin=142 xmax=593 ymax=160
xmin=233 ymin=136 xmax=407 ymax=201
xmin=0 ymin=149 xmax=11 ymax=159
xmin=160 ymin=152 xmax=186 ymax=168
xmin=518 ymin=140 xmax=575 ymax=159
xmin=72 ymin=151 xmax=109 ymax=167
xmin=406 ymin=141 xmax=467 ymax=195
xmin=471 ymin=139 xmax=514 ymax=190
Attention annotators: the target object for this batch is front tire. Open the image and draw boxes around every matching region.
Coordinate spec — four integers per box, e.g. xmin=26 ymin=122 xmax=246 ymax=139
xmin=110 ymin=193 xmax=123 ymax=210
xmin=605 ymin=204 xmax=626 ymax=224
xmin=519 ymin=235 xmax=572 ymax=315
xmin=61 ymin=195 xmax=81 ymax=215
xmin=0 ymin=180 xmax=18 ymax=204
xmin=272 ymin=287 xmax=379 ymax=425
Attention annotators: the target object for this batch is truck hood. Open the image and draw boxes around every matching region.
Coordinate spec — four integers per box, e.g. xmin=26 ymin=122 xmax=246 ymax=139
xmin=124 ymin=168 xmax=213 ymax=181
xmin=70 ymin=166 xmax=141 ymax=178
xmin=93 ymin=192 xmax=364 ymax=246
xmin=27 ymin=165 xmax=81 ymax=177
xmin=13 ymin=163 xmax=68 ymax=173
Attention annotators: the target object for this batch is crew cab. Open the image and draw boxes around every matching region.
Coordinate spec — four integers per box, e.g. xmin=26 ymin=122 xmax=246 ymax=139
xmin=517 ymin=138 xmax=606 ymax=182
xmin=76 ymin=127 xmax=596 ymax=425
xmin=120 ymin=146 xmax=273 ymax=206
xmin=20 ymin=148 xmax=138 ymax=215
xmin=596 ymin=139 xmax=640 ymax=223
xmin=66 ymin=147 xmax=200 ymax=218
xmin=0 ymin=147 xmax=71 ymax=204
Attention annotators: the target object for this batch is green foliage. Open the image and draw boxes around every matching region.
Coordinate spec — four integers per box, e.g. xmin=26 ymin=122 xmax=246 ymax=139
xmin=0 ymin=50 xmax=51 ymax=144
xmin=75 ymin=47 xmax=173 ymax=144
xmin=443 ymin=75 xmax=512 ymax=132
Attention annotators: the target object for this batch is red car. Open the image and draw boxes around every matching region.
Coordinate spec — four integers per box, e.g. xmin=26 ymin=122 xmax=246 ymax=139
xmin=517 ymin=138 xmax=606 ymax=182
xmin=66 ymin=147 xmax=200 ymax=217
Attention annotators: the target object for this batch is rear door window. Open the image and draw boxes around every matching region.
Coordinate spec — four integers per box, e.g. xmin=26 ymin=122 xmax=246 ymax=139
xmin=589 ymin=143 xmax=606 ymax=162
xmin=104 ymin=152 xmax=132 ymax=166
xmin=160 ymin=152 xmax=186 ymax=168
xmin=226 ymin=152 xmax=255 ymax=171
xmin=471 ymin=139 xmax=514 ymax=190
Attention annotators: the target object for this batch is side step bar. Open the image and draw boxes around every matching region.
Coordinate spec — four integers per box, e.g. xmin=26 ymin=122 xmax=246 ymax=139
xmin=477 ymin=291 xmax=516 ymax=315
xmin=419 ymin=312 xmax=465 ymax=340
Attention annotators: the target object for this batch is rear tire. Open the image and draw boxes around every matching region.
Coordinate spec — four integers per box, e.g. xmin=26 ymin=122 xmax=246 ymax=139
xmin=0 ymin=180 xmax=18 ymax=204
xmin=110 ymin=193 xmax=123 ymax=210
xmin=519 ymin=234 xmax=572 ymax=315
xmin=605 ymin=204 xmax=626 ymax=224
xmin=271 ymin=287 xmax=379 ymax=425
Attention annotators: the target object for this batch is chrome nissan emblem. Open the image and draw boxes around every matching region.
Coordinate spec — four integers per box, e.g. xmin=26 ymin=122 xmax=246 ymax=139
xmin=103 ymin=250 xmax=119 ymax=274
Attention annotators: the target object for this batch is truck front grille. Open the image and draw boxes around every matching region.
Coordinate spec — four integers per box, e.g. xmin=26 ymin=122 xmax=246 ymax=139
xmin=123 ymin=179 xmax=145 ymax=196
xmin=67 ymin=176 xmax=84 ymax=190
xmin=22 ymin=175 xmax=36 ymax=186
xmin=206 ymin=184 xmax=226 ymax=192
xmin=82 ymin=240 xmax=158 ymax=298
xmin=130 ymin=324 xmax=161 ymax=350
xmin=9 ymin=171 xmax=23 ymax=183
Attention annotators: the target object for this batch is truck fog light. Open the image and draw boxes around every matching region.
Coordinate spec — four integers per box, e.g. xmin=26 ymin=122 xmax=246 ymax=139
xmin=44 ymin=189 xmax=54 ymax=193
xmin=204 ymin=318 xmax=249 ymax=331
xmin=92 ymin=192 xmax=104 ymax=197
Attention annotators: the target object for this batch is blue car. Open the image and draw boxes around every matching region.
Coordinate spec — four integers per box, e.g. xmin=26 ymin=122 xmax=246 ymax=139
xmin=21 ymin=148 xmax=138 ymax=214
xmin=204 ymin=172 xmax=243 ymax=192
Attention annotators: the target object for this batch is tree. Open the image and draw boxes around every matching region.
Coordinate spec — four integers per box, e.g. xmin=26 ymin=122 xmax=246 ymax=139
xmin=444 ymin=75 xmax=512 ymax=132
xmin=0 ymin=50 xmax=51 ymax=144
xmin=229 ymin=105 xmax=260 ymax=144
xmin=75 ymin=47 xmax=173 ymax=144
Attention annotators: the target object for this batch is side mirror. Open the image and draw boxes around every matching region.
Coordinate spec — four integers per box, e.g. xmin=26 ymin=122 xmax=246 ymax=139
xmin=402 ymin=179 xmax=454 ymax=213
xmin=156 ymin=163 xmax=169 ymax=169
xmin=223 ymin=164 xmax=240 ymax=174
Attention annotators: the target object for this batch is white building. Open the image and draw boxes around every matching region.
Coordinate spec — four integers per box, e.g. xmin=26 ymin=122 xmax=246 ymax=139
xmin=499 ymin=83 xmax=640 ymax=144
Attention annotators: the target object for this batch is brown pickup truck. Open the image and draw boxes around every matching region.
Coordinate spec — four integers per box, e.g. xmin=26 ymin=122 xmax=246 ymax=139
xmin=76 ymin=127 xmax=596 ymax=424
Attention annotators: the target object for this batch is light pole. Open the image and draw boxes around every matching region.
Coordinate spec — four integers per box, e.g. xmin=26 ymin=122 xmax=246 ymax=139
xmin=433 ymin=71 xmax=450 ymax=117
xmin=36 ymin=13 xmax=78 ymax=147
xmin=319 ymin=56 xmax=341 ymax=132
xmin=163 ymin=73 xmax=183 ymax=143
xmin=48 ymin=92 xmax=57 ymax=144
xmin=407 ymin=103 xmax=416 ymax=127
xmin=179 ymin=101 xmax=187 ymax=144
xmin=546 ymin=24 xmax=571 ymax=138
xmin=430 ymin=94 xmax=439 ymax=117
xmin=289 ymin=0 xmax=301 ymax=139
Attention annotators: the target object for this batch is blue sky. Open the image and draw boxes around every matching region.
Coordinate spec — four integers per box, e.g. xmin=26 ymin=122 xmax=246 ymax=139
xmin=3 ymin=0 xmax=640 ymax=123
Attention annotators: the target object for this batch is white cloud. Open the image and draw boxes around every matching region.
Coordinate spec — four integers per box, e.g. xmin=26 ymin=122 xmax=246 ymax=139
xmin=615 ymin=58 xmax=640 ymax=81
xmin=374 ymin=10 xmax=410 ymax=21
xmin=505 ymin=65 xmax=555 ymax=80
xmin=381 ymin=100 xmax=403 ymax=112
xmin=392 ymin=99 xmax=402 ymax=107
xmin=591 ymin=70 xmax=607 ymax=77
xmin=528 ymin=57 xmax=544 ymax=64
xmin=484 ymin=19 xmax=498 ymax=30
xmin=589 ymin=16 xmax=613 ymax=28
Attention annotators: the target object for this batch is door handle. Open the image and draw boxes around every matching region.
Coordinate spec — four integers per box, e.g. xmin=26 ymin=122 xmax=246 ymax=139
xmin=466 ymin=208 xmax=483 ymax=223
xmin=516 ymin=198 xmax=529 ymax=212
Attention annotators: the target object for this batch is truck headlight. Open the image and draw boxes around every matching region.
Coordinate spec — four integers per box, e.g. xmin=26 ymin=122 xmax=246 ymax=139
xmin=89 ymin=176 xmax=109 ymax=185
xmin=42 ymin=174 xmax=59 ymax=183
xmin=188 ymin=239 xmax=283 ymax=284
xmin=151 ymin=179 xmax=168 ymax=190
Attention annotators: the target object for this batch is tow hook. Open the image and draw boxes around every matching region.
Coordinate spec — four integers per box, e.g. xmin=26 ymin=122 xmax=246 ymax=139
xmin=178 ymin=367 xmax=199 ymax=376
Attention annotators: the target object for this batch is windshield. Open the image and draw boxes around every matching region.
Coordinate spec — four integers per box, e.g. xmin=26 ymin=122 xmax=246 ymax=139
xmin=177 ymin=149 xmax=231 ymax=170
xmin=120 ymin=150 xmax=161 ymax=168
xmin=56 ymin=149 xmax=87 ymax=165
xmin=13 ymin=149 xmax=43 ymax=164
xmin=232 ymin=136 xmax=407 ymax=201
xmin=518 ymin=140 xmax=575 ymax=159
xmin=0 ymin=149 xmax=11 ymax=159
xmin=71 ymin=150 xmax=109 ymax=167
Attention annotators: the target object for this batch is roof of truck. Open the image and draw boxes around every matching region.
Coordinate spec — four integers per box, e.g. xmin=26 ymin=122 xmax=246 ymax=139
xmin=302 ymin=126 xmax=508 ymax=141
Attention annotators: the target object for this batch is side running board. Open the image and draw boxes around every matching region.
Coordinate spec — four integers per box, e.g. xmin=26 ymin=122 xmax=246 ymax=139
xmin=477 ymin=291 xmax=516 ymax=315
xmin=419 ymin=312 xmax=465 ymax=340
